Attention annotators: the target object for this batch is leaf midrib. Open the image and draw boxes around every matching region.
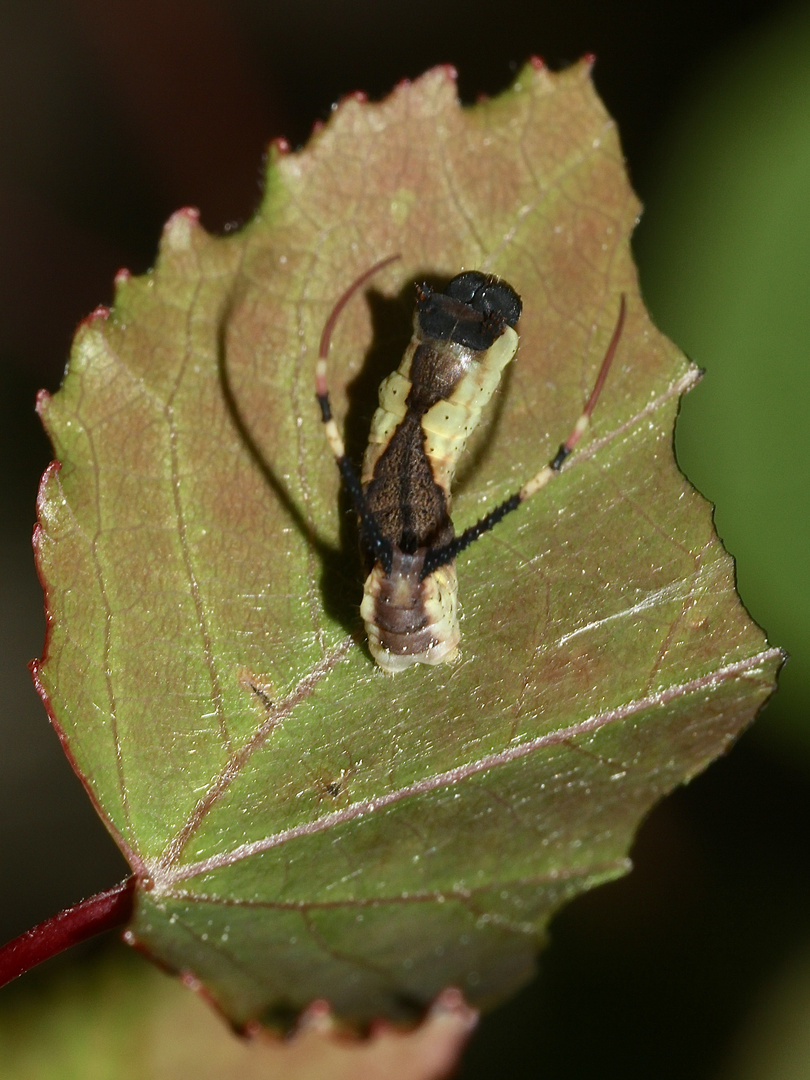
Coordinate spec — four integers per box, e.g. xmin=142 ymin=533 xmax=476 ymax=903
xmin=149 ymin=646 xmax=781 ymax=892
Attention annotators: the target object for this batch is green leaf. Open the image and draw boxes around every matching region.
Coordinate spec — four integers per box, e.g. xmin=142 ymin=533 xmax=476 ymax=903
xmin=33 ymin=60 xmax=780 ymax=1027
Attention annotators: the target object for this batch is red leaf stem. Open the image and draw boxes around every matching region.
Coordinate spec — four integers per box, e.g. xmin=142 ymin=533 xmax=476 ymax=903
xmin=0 ymin=877 xmax=136 ymax=988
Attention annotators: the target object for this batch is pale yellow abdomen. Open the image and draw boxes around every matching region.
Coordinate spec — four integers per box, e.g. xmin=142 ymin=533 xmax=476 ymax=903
xmin=360 ymin=554 xmax=459 ymax=674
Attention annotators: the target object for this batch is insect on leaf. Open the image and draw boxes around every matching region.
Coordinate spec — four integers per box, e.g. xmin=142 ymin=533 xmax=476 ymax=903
xmin=33 ymin=60 xmax=781 ymax=1027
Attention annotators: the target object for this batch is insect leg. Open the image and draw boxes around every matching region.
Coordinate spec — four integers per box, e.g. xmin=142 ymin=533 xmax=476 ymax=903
xmin=315 ymin=254 xmax=400 ymax=572
xmin=422 ymin=294 xmax=626 ymax=577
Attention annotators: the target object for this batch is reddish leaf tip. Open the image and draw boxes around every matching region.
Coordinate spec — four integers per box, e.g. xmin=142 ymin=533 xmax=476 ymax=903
xmin=429 ymin=988 xmax=478 ymax=1026
xmin=270 ymin=136 xmax=290 ymax=154
xmin=34 ymin=388 xmax=51 ymax=414
xmin=582 ymin=52 xmax=597 ymax=67
xmin=239 ymin=1018 xmax=265 ymax=1040
xmin=160 ymin=206 xmax=205 ymax=254
xmin=368 ymin=1015 xmax=402 ymax=1038
xmin=114 ymin=267 xmax=132 ymax=286
xmin=327 ymin=88 xmax=371 ymax=124
xmin=79 ymin=305 xmax=110 ymax=329
xmin=296 ymin=999 xmax=335 ymax=1033
xmin=180 ymin=969 xmax=204 ymax=993
xmin=35 ymin=461 xmax=62 ymax=514
xmin=529 ymin=55 xmax=547 ymax=70
xmin=36 ymin=459 xmax=61 ymax=486
xmin=395 ymin=64 xmax=457 ymax=90
xmin=173 ymin=206 xmax=201 ymax=223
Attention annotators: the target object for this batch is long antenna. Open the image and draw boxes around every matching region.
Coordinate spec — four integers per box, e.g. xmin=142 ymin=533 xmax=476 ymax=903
xmin=315 ymin=254 xmax=401 ymax=572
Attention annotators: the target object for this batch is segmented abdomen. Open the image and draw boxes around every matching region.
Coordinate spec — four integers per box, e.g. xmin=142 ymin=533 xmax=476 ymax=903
xmin=360 ymin=549 xmax=459 ymax=674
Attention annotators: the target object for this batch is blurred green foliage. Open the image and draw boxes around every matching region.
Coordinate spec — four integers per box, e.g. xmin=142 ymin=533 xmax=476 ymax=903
xmin=636 ymin=1 xmax=810 ymax=762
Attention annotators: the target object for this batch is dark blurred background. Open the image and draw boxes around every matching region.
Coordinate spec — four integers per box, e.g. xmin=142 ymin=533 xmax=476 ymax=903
xmin=2 ymin=1 xmax=809 ymax=1077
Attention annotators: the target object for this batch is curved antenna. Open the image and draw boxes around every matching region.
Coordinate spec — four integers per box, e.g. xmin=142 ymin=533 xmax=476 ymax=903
xmin=315 ymin=254 xmax=401 ymax=572
xmin=318 ymin=253 xmax=402 ymax=363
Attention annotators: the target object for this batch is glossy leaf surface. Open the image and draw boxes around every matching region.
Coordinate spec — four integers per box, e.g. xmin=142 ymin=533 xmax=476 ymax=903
xmin=34 ymin=61 xmax=781 ymax=1026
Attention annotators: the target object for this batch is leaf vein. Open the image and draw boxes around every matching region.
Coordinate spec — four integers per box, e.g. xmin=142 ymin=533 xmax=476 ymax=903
xmin=155 ymin=647 xmax=781 ymax=888
xmin=156 ymin=637 xmax=354 ymax=870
